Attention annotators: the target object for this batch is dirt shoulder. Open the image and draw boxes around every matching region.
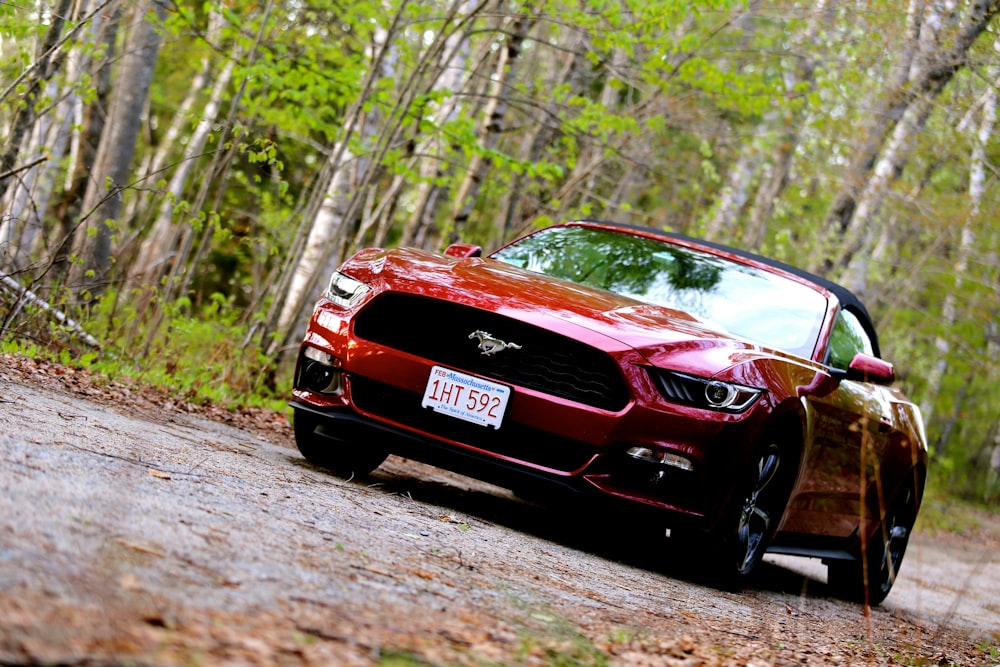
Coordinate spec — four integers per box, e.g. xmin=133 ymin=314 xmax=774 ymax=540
xmin=1 ymin=354 xmax=998 ymax=666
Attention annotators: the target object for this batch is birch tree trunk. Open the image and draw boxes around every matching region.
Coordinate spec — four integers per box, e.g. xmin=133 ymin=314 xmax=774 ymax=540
xmin=129 ymin=58 xmax=235 ymax=286
xmin=265 ymin=8 xmax=403 ymax=357
xmin=703 ymin=0 xmax=829 ymax=246
xmin=0 ymin=0 xmax=75 ymax=200
xmin=699 ymin=1 xmax=762 ymax=241
xmin=497 ymin=32 xmax=584 ymax=240
xmin=821 ymin=0 xmax=926 ymax=245
xmin=349 ymin=0 xmax=488 ymax=252
xmin=1 ymin=0 xmax=118 ymax=277
xmin=49 ymin=0 xmax=120 ymax=278
xmin=363 ymin=0 xmax=496 ymax=250
xmin=267 ymin=0 xmax=502 ymax=357
xmin=397 ymin=0 xmax=475 ymax=248
xmin=449 ymin=13 xmax=533 ymax=243
xmin=827 ymin=0 xmax=1000 ymax=282
xmin=918 ymin=42 xmax=998 ymax=436
xmin=68 ymin=0 xmax=168 ymax=297
xmin=121 ymin=8 xmax=227 ymax=232
xmin=0 ymin=0 xmax=79 ymax=272
xmin=0 ymin=78 xmax=67 ymax=272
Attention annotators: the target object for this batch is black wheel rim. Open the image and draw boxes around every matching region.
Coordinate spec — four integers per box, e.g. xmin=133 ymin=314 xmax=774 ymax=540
xmin=735 ymin=443 xmax=781 ymax=574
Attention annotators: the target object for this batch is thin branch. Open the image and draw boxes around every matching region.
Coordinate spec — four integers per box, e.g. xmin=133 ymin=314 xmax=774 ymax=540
xmin=0 ymin=154 xmax=49 ymax=182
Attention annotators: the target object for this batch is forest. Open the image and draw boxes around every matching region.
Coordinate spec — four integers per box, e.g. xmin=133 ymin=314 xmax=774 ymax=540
xmin=1 ymin=0 xmax=998 ymax=503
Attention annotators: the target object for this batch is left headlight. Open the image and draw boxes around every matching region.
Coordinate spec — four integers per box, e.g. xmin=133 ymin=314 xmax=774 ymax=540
xmin=325 ymin=272 xmax=370 ymax=307
xmin=649 ymin=369 xmax=762 ymax=414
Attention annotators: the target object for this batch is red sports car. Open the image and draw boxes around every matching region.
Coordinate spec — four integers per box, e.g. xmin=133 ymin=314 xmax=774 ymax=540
xmin=291 ymin=221 xmax=928 ymax=604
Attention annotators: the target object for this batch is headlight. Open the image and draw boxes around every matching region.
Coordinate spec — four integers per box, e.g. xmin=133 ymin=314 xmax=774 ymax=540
xmin=649 ymin=369 xmax=762 ymax=414
xmin=325 ymin=272 xmax=370 ymax=307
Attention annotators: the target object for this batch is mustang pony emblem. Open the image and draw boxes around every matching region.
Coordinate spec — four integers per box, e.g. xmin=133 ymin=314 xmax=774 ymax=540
xmin=469 ymin=330 xmax=522 ymax=356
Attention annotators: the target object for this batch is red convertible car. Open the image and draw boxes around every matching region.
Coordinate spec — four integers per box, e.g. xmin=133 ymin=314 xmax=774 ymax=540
xmin=291 ymin=221 xmax=927 ymax=604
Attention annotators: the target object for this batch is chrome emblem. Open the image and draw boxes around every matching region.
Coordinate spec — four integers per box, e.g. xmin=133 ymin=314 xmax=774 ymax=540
xmin=469 ymin=330 xmax=522 ymax=356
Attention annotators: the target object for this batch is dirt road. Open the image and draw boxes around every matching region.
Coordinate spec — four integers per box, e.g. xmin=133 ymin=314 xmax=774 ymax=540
xmin=1 ymin=355 xmax=999 ymax=666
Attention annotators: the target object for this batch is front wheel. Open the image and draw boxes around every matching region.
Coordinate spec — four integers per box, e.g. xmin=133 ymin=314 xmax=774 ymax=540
xmin=828 ymin=484 xmax=917 ymax=606
xmin=294 ymin=409 xmax=388 ymax=478
xmin=719 ymin=442 xmax=790 ymax=580
xmin=682 ymin=439 xmax=795 ymax=589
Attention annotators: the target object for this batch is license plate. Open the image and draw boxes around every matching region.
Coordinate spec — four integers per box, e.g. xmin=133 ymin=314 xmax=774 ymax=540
xmin=421 ymin=366 xmax=510 ymax=429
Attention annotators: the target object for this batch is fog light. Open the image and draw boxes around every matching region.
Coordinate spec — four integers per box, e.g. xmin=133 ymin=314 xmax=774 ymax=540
xmin=297 ymin=347 xmax=343 ymax=394
xmin=626 ymin=446 xmax=694 ymax=472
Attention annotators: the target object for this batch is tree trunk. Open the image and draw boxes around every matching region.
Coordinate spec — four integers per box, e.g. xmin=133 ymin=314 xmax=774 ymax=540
xmin=265 ymin=5 xmax=406 ymax=357
xmin=120 ymin=8 xmax=228 ymax=236
xmin=266 ymin=0 xmax=503 ymax=357
xmin=821 ymin=0 xmax=926 ymax=245
xmin=0 ymin=0 xmax=74 ymax=200
xmin=825 ymin=0 xmax=1000 ymax=278
xmin=919 ymin=44 xmax=998 ymax=436
xmin=68 ymin=0 xmax=168 ymax=297
xmin=449 ymin=13 xmax=533 ymax=243
xmin=0 ymin=78 xmax=68 ymax=273
xmin=498 ymin=36 xmax=584 ymax=241
xmin=397 ymin=0 xmax=477 ymax=248
xmin=129 ymin=58 xmax=235 ymax=286
xmin=270 ymin=147 xmax=356 ymax=346
xmin=709 ymin=0 xmax=830 ymax=248
xmin=48 ymin=0 xmax=121 ymax=279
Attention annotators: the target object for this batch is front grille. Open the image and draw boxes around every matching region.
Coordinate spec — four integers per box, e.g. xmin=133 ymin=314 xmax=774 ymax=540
xmin=350 ymin=376 xmax=598 ymax=472
xmin=353 ymin=292 xmax=630 ymax=412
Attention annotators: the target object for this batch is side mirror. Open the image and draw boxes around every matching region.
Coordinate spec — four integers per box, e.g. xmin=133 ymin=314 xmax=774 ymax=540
xmin=845 ymin=353 xmax=895 ymax=385
xmin=444 ymin=243 xmax=482 ymax=258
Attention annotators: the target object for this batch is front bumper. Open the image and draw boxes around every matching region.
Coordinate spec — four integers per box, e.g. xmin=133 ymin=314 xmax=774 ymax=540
xmin=292 ymin=396 xmax=714 ymax=529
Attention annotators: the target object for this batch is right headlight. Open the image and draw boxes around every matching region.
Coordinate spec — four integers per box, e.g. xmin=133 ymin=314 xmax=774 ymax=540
xmin=649 ymin=369 xmax=762 ymax=414
xmin=325 ymin=272 xmax=370 ymax=308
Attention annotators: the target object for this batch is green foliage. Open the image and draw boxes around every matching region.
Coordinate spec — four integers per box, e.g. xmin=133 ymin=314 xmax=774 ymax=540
xmin=0 ymin=287 xmax=288 ymax=413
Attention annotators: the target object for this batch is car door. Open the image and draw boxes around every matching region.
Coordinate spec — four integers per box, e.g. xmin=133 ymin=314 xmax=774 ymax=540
xmin=782 ymin=308 xmax=894 ymax=539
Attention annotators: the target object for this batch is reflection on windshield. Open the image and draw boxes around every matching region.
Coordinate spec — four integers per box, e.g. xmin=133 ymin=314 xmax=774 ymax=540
xmin=491 ymin=226 xmax=827 ymax=358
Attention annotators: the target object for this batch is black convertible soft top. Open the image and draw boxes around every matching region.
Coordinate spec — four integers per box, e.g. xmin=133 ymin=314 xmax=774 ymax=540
xmin=572 ymin=220 xmax=881 ymax=358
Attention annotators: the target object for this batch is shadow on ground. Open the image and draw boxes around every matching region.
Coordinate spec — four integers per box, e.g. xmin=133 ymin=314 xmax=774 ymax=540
xmin=290 ymin=453 xmax=834 ymax=602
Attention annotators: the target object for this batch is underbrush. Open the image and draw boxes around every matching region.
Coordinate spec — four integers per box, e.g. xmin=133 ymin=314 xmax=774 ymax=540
xmin=916 ymin=476 xmax=999 ymax=537
xmin=0 ymin=286 xmax=291 ymax=413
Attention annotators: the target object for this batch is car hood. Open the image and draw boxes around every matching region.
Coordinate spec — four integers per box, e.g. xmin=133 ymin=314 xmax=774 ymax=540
xmin=344 ymin=248 xmax=804 ymax=376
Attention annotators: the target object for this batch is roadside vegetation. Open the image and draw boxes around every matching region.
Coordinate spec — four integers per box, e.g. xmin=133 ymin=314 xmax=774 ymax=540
xmin=0 ymin=290 xmax=289 ymax=412
xmin=1 ymin=1 xmax=999 ymax=508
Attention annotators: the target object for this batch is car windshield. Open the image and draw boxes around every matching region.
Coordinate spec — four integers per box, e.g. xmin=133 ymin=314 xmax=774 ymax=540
xmin=491 ymin=226 xmax=828 ymax=358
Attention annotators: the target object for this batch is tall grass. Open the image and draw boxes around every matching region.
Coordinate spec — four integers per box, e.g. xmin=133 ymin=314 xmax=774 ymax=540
xmin=0 ymin=285 xmax=291 ymax=412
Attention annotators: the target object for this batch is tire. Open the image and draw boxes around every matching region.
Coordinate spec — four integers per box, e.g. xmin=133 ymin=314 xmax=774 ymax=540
xmin=293 ymin=409 xmax=388 ymax=478
xmin=828 ymin=483 xmax=917 ymax=606
xmin=687 ymin=439 xmax=795 ymax=589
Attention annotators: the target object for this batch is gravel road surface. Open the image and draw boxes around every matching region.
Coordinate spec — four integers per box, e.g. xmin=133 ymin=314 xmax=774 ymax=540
xmin=2 ymin=355 xmax=999 ymax=666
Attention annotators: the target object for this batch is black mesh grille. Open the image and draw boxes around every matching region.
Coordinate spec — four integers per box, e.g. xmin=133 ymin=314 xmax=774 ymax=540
xmin=353 ymin=292 xmax=630 ymax=412
xmin=349 ymin=376 xmax=598 ymax=472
